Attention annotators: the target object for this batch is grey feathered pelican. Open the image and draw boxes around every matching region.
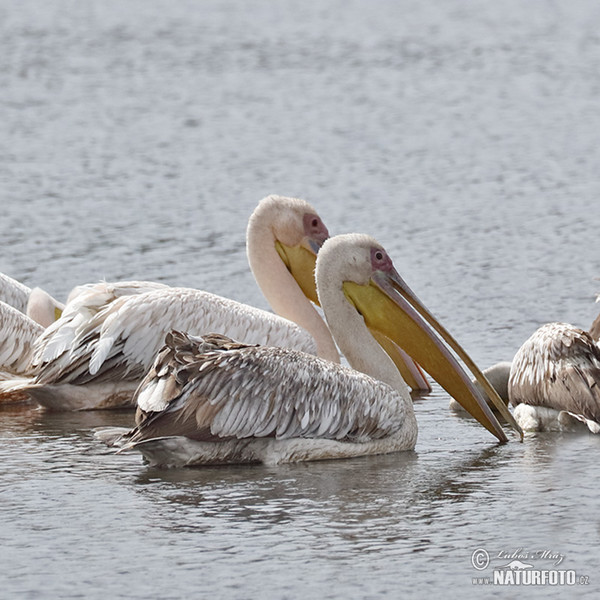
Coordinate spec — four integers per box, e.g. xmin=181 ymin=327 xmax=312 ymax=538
xmin=509 ymin=322 xmax=600 ymax=433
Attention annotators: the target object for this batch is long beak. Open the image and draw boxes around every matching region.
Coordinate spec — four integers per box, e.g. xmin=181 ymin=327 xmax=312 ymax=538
xmin=275 ymin=238 xmax=323 ymax=305
xmin=343 ymin=269 xmax=522 ymax=442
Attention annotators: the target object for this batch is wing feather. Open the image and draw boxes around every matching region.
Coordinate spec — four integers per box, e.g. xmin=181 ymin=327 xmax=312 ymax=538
xmin=0 ymin=273 xmax=31 ymax=314
xmin=0 ymin=301 xmax=44 ymax=374
xmin=128 ymin=331 xmax=406 ymax=445
xmin=31 ymin=287 xmax=317 ymax=386
xmin=509 ymin=322 xmax=600 ymax=422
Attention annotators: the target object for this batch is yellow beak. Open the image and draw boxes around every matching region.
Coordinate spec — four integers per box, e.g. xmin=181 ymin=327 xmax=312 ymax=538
xmin=343 ymin=271 xmax=522 ymax=442
xmin=275 ymin=240 xmax=321 ymax=305
xmin=369 ymin=330 xmax=431 ymax=391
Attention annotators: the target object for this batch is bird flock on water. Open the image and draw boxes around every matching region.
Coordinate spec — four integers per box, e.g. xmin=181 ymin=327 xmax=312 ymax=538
xmin=1 ymin=195 xmax=598 ymax=468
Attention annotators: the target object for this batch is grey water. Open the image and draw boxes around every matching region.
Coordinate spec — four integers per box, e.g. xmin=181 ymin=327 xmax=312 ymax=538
xmin=1 ymin=0 xmax=600 ymax=597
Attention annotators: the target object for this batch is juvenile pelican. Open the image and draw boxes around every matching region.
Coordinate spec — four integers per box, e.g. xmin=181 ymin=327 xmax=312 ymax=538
xmin=117 ymin=234 xmax=517 ymax=467
xmin=0 ymin=273 xmax=64 ymax=327
xmin=509 ymin=322 xmax=600 ymax=433
xmin=2 ymin=196 xmax=339 ymax=410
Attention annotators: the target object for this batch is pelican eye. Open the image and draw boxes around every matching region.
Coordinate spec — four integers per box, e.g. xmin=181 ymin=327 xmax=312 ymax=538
xmin=311 ymin=218 xmax=319 ymax=227
xmin=375 ymin=251 xmax=383 ymax=261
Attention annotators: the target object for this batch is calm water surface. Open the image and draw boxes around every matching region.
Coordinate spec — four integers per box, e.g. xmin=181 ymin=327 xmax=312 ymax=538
xmin=1 ymin=1 xmax=600 ymax=598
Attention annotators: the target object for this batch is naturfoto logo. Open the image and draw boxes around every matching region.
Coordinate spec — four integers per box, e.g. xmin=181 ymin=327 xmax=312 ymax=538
xmin=470 ymin=548 xmax=590 ymax=587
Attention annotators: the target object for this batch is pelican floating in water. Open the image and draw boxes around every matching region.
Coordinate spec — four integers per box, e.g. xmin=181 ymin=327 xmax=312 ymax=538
xmin=0 ymin=301 xmax=45 ymax=403
xmin=0 ymin=280 xmax=175 ymax=406
xmin=0 ymin=272 xmax=64 ymax=327
xmin=509 ymin=322 xmax=600 ymax=433
xmin=114 ymin=234 xmax=517 ymax=467
xmin=0 ymin=275 xmax=63 ymax=402
xmin=448 ymin=361 xmax=512 ymax=413
xmin=1 ymin=196 xmax=340 ymax=410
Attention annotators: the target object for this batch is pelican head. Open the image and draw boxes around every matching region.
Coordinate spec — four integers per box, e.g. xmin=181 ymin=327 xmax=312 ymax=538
xmin=247 ymin=194 xmax=329 ymax=304
xmin=317 ymin=233 xmax=521 ymax=442
xmin=26 ymin=287 xmax=64 ymax=328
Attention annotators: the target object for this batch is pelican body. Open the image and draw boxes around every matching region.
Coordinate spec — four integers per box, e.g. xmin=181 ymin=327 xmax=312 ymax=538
xmin=0 ymin=272 xmax=64 ymax=327
xmin=0 ymin=274 xmax=63 ymax=403
xmin=1 ymin=196 xmax=338 ymax=410
xmin=116 ymin=234 xmax=515 ymax=468
xmin=509 ymin=322 xmax=600 ymax=433
xmin=27 ymin=287 xmax=319 ymax=410
xmin=0 ymin=301 xmax=44 ymax=403
xmin=126 ymin=331 xmax=417 ymax=465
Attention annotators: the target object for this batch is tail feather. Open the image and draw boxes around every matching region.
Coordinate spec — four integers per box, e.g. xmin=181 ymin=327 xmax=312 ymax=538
xmin=94 ymin=426 xmax=133 ymax=448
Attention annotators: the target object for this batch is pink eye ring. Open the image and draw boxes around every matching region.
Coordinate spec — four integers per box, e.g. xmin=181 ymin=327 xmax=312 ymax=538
xmin=370 ymin=247 xmax=393 ymax=271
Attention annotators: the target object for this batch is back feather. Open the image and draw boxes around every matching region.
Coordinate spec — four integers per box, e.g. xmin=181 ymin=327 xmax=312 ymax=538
xmin=129 ymin=330 xmax=405 ymax=446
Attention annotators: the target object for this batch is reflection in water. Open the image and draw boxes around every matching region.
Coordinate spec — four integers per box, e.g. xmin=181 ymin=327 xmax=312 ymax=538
xmin=2 ymin=375 xmax=600 ymax=598
xmin=124 ymin=423 xmax=542 ymax=560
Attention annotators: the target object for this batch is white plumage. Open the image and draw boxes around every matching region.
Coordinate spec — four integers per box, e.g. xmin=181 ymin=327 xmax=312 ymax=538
xmin=0 ymin=273 xmax=65 ymax=402
xmin=38 ymin=280 xmax=169 ymax=365
xmin=0 ymin=272 xmax=64 ymax=327
xmin=0 ymin=301 xmax=45 ymax=403
xmin=0 ymin=273 xmax=31 ymax=314
xmin=0 ymin=301 xmax=44 ymax=374
xmin=33 ymin=287 xmax=316 ymax=386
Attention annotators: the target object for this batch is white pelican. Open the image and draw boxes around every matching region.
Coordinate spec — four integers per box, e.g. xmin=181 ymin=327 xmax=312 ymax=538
xmin=0 ymin=280 xmax=184 ymax=406
xmin=509 ymin=322 xmax=600 ymax=433
xmin=0 ymin=301 xmax=44 ymax=403
xmin=248 ymin=203 xmax=430 ymax=392
xmin=0 ymin=272 xmax=64 ymax=327
xmin=114 ymin=234 xmax=518 ymax=467
xmin=0 ymin=274 xmax=63 ymax=402
xmin=2 ymin=196 xmax=341 ymax=410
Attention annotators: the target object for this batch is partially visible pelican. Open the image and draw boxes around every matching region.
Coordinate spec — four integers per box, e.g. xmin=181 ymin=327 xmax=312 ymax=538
xmin=509 ymin=322 xmax=600 ymax=433
xmin=0 ymin=301 xmax=44 ymax=403
xmin=114 ymin=234 xmax=517 ymax=467
xmin=0 ymin=273 xmax=30 ymax=314
xmin=0 ymin=274 xmax=63 ymax=401
xmin=0 ymin=280 xmax=178 ymax=406
xmin=448 ymin=361 xmax=512 ymax=413
xmin=2 ymin=196 xmax=340 ymax=410
xmin=588 ymin=300 xmax=600 ymax=341
xmin=461 ymin=302 xmax=600 ymax=433
xmin=0 ymin=273 xmax=64 ymax=327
